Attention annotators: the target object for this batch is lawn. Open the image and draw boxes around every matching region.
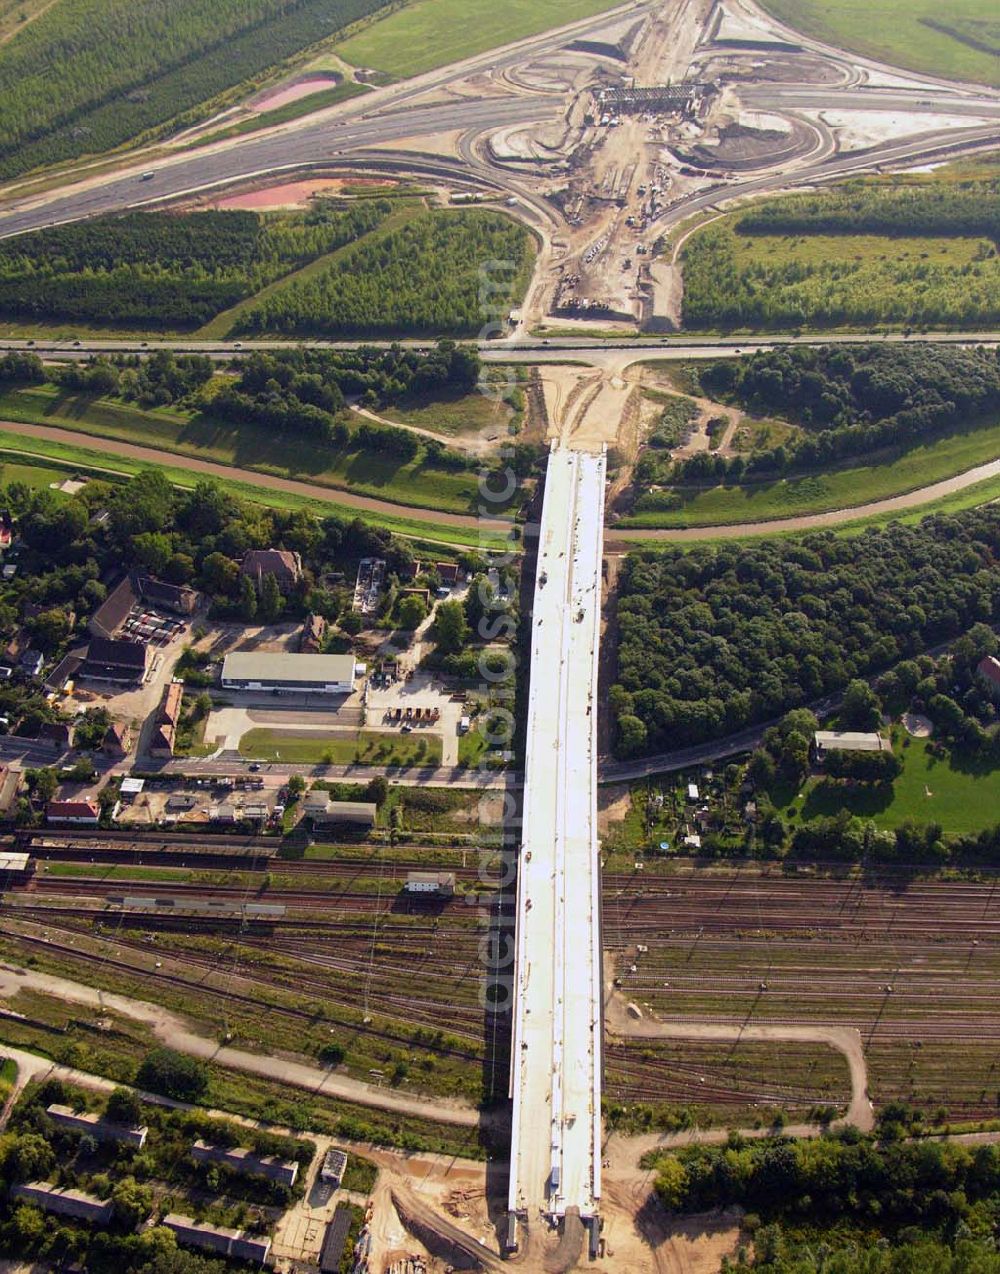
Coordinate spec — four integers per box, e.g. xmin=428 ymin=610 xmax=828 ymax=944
xmin=335 ymin=0 xmax=625 ymax=79
xmin=0 ymin=456 xmax=78 ymax=492
xmin=239 ymin=727 xmax=443 ymax=767
xmin=382 ymin=388 xmax=514 ymax=437
xmin=0 ymin=430 xmax=505 ymax=551
xmin=0 ymin=383 xmax=482 ymax=515
xmin=757 ymin=0 xmax=1000 ymax=89
xmin=779 ymin=736 xmax=1000 ymax=836
xmin=621 ymin=415 xmax=1000 ymax=528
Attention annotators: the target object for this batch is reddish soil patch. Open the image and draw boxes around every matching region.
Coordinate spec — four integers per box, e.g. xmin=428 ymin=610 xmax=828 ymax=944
xmin=206 ymin=177 xmax=394 ymax=211
xmin=252 ymin=75 xmax=340 ymax=112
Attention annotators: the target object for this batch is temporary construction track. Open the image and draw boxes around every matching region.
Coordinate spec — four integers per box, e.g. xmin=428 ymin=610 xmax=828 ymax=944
xmin=507 ymin=445 xmax=606 ymax=1253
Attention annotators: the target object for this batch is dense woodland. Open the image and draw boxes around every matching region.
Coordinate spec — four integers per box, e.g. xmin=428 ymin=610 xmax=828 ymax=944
xmin=239 ymin=209 xmax=535 ymax=337
xmin=653 ymin=1129 xmax=1000 ymax=1272
xmin=0 ymin=0 xmax=390 ymax=179
xmin=670 ymin=344 xmax=1000 ymax=485
xmin=0 ymin=203 xmax=390 ymax=328
xmin=681 ymin=222 xmax=1000 ymax=330
xmin=735 ymin=179 xmax=1000 ymax=241
xmin=611 ymin=509 xmax=1000 ymax=756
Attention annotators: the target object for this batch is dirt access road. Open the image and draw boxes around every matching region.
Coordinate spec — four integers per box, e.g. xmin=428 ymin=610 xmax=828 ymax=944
xmin=0 ymin=964 xmax=480 ymax=1128
xmin=0 ymin=419 xmax=509 ymax=540
xmin=608 ymin=454 xmax=1000 ymax=545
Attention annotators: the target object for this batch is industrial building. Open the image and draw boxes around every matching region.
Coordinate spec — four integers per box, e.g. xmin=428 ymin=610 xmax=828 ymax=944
xmin=222 ymin=652 xmax=360 ymax=696
xmin=191 ymin=1139 xmax=299 ymax=1187
xmin=319 ymin=1203 xmax=355 ymax=1272
xmin=303 ymin=793 xmax=377 ymax=828
xmin=162 ymin=1214 xmax=271 ymax=1264
xmin=13 ymin=1182 xmax=113 ymax=1224
xmin=80 ymin=636 xmax=150 ymax=685
xmin=404 ymin=871 xmax=456 ymax=896
xmin=47 ymin=1103 xmax=148 ymax=1149
xmin=320 ymin=1148 xmax=348 ymax=1187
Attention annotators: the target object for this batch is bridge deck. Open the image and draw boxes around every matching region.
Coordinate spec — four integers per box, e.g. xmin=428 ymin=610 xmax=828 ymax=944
xmin=508 ymin=445 xmax=605 ymax=1223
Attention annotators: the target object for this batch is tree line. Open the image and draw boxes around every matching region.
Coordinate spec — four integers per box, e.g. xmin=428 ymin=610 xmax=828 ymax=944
xmin=0 ymin=203 xmax=390 ymax=328
xmin=736 ymin=179 xmax=1000 ymax=242
xmin=238 ymin=209 xmax=535 ymax=338
xmin=611 ymin=509 xmax=1000 ymax=756
xmin=0 ymin=0 xmax=391 ymax=179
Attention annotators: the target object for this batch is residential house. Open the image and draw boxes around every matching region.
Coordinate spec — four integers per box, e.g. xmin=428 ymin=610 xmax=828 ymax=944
xmin=47 ymin=799 xmax=100 ymax=826
xmin=103 ymin=720 xmax=132 ymax=757
xmin=39 ymin=721 xmax=74 ymax=750
xmin=148 ymin=681 xmax=183 ymax=757
xmin=13 ymin=1183 xmax=113 ymax=1225
xmin=134 ymin=573 xmax=199 ymax=616
xmin=240 ymin=549 xmax=302 ymax=590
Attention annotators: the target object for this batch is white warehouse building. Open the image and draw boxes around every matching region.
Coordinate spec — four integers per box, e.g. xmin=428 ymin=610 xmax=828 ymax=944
xmin=221 ymin=652 xmax=362 ymax=696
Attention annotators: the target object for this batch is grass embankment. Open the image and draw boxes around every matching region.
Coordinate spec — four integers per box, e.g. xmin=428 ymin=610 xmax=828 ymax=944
xmin=196 ymin=80 xmax=370 ymax=145
xmin=620 ymin=416 xmax=1000 ymax=528
xmin=0 ymin=383 xmax=479 ymax=514
xmin=0 ymin=432 xmax=503 ymax=552
xmin=381 ymin=387 xmax=515 ymax=437
xmin=757 ymin=0 xmax=1000 ymax=88
xmin=778 ymin=735 xmax=1000 ymax=836
xmin=335 ymin=0 xmax=625 ymax=78
xmin=239 ymin=727 xmax=444 ymax=767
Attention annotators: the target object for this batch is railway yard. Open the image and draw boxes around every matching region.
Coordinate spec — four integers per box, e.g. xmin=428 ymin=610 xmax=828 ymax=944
xmin=7 ymin=832 xmax=1000 ymax=1135
xmin=605 ymin=865 xmax=1000 ymax=1126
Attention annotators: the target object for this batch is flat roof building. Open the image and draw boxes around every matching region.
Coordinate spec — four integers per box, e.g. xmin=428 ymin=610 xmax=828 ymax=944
xmin=162 ymin=1214 xmax=271 ymax=1265
xmin=814 ymin=731 xmax=887 ymax=755
xmin=404 ymin=871 xmax=455 ymax=896
xmin=320 ymin=1148 xmax=348 ymax=1187
xmin=222 ymin=652 xmax=359 ymax=696
xmin=191 ymin=1139 xmax=298 ymax=1186
xmin=47 ymin=1103 xmax=148 ymax=1149
xmin=319 ymin=1203 xmax=355 ymax=1273
xmin=13 ymin=1182 xmax=113 ymax=1224
xmin=303 ymin=793 xmax=377 ymax=827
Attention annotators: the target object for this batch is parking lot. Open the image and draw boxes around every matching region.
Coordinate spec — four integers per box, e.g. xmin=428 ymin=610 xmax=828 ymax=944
xmin=365 ymin=670 xmax=466 ymax=767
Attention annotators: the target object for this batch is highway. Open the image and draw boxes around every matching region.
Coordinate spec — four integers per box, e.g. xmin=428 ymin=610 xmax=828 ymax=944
xmin=508 ymin=446 xmax=605 ymax=1251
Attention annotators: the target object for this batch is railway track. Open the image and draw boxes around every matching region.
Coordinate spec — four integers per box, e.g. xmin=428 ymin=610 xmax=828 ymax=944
xmin=0 ymin=923 xmax=489 ymax=1055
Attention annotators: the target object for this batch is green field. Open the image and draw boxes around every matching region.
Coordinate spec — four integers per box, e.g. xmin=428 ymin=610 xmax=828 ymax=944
xmin=758 ymin=0 xmax=1000 ymax=89
xmin=682 ymin=225 xmax=1000 ymax=331
xmin=335 ymin=0 xmax=624 ymax=78
xmin=780 ymin=737 xmax=1000 ymax=836
xmin=0 ymin=383 xmax=481 ymax=515
xmin=239 ymin=727 xmax=443 ymax=766
xmin=0 ymin=432 xmax=502 ymax=551
xmin=621 ymin=415 xmax=1000 ymax=528
xmin=382 ymin=387 xmax=515 ymax=437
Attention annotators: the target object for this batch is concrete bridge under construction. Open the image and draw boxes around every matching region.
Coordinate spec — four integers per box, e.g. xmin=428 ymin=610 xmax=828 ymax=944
xmin=506 ymin=445 xmax=607 ymax=1258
